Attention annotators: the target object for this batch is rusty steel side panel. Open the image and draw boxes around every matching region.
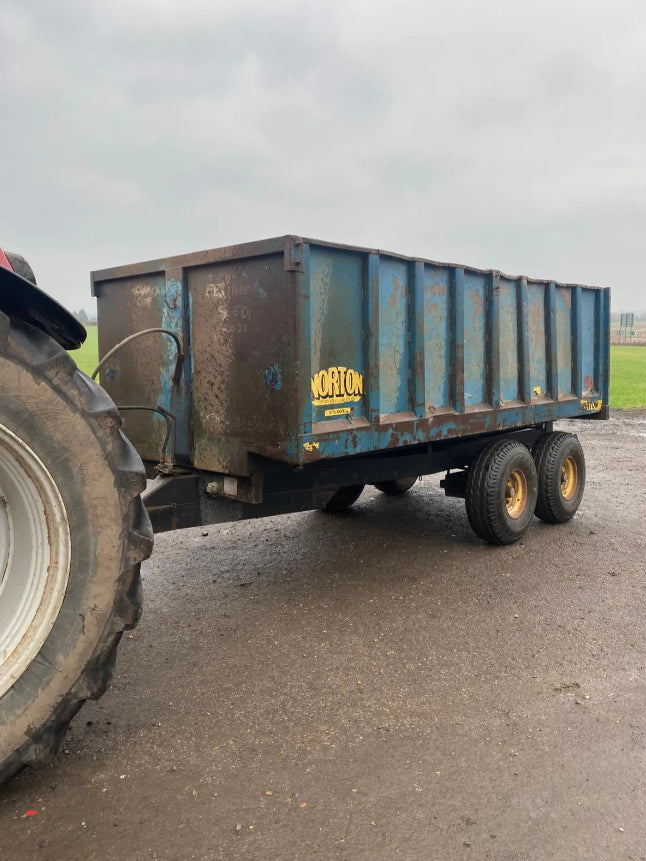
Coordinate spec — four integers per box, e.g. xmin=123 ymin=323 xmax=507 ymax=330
xmin=93 ymin=237 xmax=301 ymax=474
xmin=94 ymin=272 xmax=171 ymax=463
xmin=290 ymin=244 xmax=609 ymax=465
xmin=292 ymin=249 xmax=609 ymax=462
xmin=188 ymin=253 xmax=298 ymax=475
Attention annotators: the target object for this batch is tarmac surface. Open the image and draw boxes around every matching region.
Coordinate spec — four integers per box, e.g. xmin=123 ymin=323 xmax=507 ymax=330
xmin=1 ymin=411 xmax=646 ymax=860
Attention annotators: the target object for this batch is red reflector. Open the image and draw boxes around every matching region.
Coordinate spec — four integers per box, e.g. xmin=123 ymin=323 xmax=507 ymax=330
xmin=0 ymin=248 xmax=13 ymax=271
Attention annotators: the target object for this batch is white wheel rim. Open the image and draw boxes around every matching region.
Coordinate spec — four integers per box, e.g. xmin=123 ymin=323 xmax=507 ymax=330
xmin=0 ymin=422 xmax=71 ymax=698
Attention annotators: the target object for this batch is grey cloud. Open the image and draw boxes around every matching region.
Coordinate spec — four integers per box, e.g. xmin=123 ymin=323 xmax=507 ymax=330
xmin=1 ymin=0 xmax=645 ymax=312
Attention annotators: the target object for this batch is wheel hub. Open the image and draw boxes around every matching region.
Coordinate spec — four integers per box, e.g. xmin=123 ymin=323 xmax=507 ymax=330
xmin=560 ymin=456 xmax=578 ymax=500
xmin=0 ymin=422 xmax=71 ymax=699
xmin=505 ymin=468 xmax=528 ymax=519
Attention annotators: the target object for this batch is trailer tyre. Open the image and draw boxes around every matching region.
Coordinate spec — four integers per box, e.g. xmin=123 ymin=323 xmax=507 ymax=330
xmin=465 ymin=440 xmax=538 ymax=545
xmin=0 ymin=315 xmax=153 ymax=785
xmin=322 ymin=484 xmax=365 ymax=512
xmin=533 ymin=432 xmax=585 ymax=524
xmin=373 ymin=477 xmax=417 ymax=495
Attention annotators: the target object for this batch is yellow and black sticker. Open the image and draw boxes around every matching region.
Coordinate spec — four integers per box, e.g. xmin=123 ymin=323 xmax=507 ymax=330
xmin=325 ymin=407 xmax=351 ymax=417
xmin=311 ymin=366 xmax=363 ymax=407
xmin=580 ymin=398 xmax=603 ymax=412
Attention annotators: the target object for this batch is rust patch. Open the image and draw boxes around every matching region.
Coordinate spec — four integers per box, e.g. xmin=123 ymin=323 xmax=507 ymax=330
xmin=468 ymin=288 xmax=483 ymax=314
xmin=389 ymin=276 xmax=406 ymax=308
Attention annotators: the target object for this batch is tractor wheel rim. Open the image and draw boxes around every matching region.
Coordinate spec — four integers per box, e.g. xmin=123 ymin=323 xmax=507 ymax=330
xmin=560 ymin=456 xmax=578 ymax=501
xmin=505 ymin=468 xmax=528 ymax=519
xmin=0 ymin=422 xmax=71 ymax=699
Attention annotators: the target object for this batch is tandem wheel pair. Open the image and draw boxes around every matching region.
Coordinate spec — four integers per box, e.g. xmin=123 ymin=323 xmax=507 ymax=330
xmin=322 ymin=432 xmax=585 ymax=546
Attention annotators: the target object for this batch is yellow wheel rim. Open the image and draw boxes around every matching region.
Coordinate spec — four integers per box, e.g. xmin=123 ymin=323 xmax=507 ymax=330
xmin=505 ymin=468 xmax=528 ymax=519
xmin=560 ymin=456 xmax=578 ymax=500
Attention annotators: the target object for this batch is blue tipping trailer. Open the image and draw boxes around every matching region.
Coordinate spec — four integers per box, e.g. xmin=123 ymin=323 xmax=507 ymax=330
xmin=92 ymin=235 xmax=610 ymax=545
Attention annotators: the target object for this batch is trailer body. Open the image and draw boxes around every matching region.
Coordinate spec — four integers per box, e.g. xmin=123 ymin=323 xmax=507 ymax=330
xmin=91 ymin=236 xmax=609 ymax=530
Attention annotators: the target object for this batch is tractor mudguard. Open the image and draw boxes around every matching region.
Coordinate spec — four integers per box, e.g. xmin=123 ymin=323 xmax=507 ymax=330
xmin=0 ymin=251 xmax=86 ymax=350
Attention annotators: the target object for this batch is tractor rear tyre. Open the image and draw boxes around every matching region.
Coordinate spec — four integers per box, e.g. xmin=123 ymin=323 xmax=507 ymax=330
xmin=3 ymin=251 xmax=37 ymax=286
xmin=465 ymin=439 xmax=538 ymax=545
xmin=0 ymin=314 xmax=153 ymax=784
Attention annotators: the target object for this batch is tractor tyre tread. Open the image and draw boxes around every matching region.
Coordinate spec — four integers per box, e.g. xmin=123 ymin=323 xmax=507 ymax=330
xmin=0 ymin=315 xmax=152 ymax=785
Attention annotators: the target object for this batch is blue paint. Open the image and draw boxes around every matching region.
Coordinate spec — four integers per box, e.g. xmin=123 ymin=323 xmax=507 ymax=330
xmin=159 ymin=275 xmax=192 ymax=460
xmin=292 ymin=397 xmax=603 ymax=463
xmin=254 ymin=282 xmax=268 ymax=301
xmin=309 ymin=246 xmax=364 ymax=424
xmin=463 ymin=270 xmax=486 ymax=407
xmin=159 ymin=278 xmax=183 ymax=409
xmin=296 ymin=244 xmax=313 ymax=437
xmin=265 ymin=363 xmax=282 ymax=392
xmin=498 ymin=276 xmax=520 ymax=404
xmin=423 ymin=265 xmax=450 ymax=410
xmin=377 ymin=256 xmax=409 ymax=416
xmin=580 ymin=288 xmax=597 ymax=391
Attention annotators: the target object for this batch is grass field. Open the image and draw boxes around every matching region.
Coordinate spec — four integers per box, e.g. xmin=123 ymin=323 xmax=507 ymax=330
xmin=609 ymin=346 xmax=646 ymax=408
xmin=72 ymin=324 xmax=99 ymax=377
xmin=70 ymin=329 xmax=646 ymax=409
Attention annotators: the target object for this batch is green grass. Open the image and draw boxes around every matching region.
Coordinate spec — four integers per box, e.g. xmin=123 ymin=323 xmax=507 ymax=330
xmin=610 ymin=345 xmax=646 ymax=409
xmin=71 ymin=327 xmax=645 ymax=410
xmin=71 ymin=324 xmax=99 ymax=377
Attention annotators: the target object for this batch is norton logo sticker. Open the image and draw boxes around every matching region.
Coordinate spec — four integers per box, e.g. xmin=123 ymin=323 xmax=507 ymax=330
xmin=311 ymin=366 xmax=364 ymax=406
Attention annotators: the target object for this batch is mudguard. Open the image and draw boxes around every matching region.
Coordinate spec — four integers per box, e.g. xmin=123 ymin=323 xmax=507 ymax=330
xmin=0 ymin=250 xmax=86 ymax=350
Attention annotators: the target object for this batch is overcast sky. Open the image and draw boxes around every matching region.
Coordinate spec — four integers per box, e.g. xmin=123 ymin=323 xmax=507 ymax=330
xmin=1 ymin=0 xmax=645 ymax=312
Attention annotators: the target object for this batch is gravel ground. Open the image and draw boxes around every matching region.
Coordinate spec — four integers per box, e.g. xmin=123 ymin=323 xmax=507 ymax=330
xmin=1 ymin=411 xmax=645 ymax=861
